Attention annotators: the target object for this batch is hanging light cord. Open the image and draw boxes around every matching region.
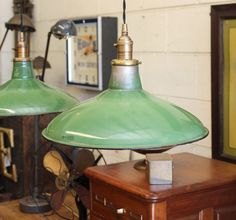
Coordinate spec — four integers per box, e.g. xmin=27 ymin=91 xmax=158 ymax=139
xmin=20 ymin=0 xmax=24 ymax=31
xmin=123 ymin=0 xmax=126 ymax=24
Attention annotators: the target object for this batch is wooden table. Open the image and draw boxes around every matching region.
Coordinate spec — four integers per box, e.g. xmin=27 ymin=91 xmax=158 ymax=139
xmin=85 ymin=153 xmax=236 ymax=220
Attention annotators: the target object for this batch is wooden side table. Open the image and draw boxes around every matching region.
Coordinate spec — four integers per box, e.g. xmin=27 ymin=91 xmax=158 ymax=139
xmin=85 ymin=153 xmax=236 ymax=220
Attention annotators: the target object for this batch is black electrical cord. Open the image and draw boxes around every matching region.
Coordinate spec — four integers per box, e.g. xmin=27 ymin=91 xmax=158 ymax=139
xmin=123 ymin=0 xmax=126 ymax=24
xmin=20 ymin=0 xmax=24 ymax=31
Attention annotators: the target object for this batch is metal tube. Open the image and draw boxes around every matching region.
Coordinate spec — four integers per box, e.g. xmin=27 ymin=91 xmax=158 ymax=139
xmin=41 ymin=31 xmax=52 ymax=82
xmin=33 ymin=115 xmax=40 ymax=198
xmin=0 ymin=29 xmax=9 ymax=51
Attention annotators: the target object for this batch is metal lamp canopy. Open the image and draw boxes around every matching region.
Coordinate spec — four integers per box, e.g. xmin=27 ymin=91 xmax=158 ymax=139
xmin=6 ymin=14 xmax=35 ymax=32
xmin=0 ymin=14 xmax=35 ymax=51
xmin=0 ymin=33 xmax=78 ymax=116
xmin=43 ymin=19 xmax=208 ymax=150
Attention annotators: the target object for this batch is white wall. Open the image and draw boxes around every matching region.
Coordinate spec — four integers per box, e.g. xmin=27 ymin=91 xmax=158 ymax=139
xmin=1 ymin=0 xmax=235 ymax=164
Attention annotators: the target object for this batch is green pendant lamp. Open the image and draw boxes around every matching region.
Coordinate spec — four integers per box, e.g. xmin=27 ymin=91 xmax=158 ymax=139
xmin=43 ymin=2 xmax=208 ymax=151
xmin=0 ymin=33 xmax=78 ymax=116
xmin=0 ymin=16 xmax=78 ymax=212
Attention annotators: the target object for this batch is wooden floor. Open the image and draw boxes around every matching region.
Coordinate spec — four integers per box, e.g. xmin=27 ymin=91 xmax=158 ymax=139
xmin=0 ymin=194 xmax=78 ymax=220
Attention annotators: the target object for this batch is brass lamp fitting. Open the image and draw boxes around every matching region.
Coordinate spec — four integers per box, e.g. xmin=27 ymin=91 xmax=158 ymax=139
xmin=14 ymin=32 xmax=30 ymax=62
xmin=112 ymin=24 xmax=140 ymax=66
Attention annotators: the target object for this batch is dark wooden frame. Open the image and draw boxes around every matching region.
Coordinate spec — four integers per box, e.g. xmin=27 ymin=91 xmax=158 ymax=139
xmin=211 ymin=4 xmax=236 ymax=163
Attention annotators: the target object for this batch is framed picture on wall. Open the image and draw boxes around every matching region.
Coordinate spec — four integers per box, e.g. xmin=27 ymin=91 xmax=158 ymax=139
xmin=66 ymin=17 xmax=117 ymax=91
xmin=211 ymin=4 xmax=236 ymax=163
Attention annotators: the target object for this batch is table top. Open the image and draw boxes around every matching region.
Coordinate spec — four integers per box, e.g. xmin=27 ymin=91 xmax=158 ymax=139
xmin=85 ymin=153 xmax=236 ymax=201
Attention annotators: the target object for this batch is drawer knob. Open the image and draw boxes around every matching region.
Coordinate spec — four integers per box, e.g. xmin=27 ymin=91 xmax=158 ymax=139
xmin=108 ymin=202 xmax=126 ymax=215
xmin=117 ymin=208 xmax=126 ymax=214
xmin=94 ymin=194 xmax=106 ymax=206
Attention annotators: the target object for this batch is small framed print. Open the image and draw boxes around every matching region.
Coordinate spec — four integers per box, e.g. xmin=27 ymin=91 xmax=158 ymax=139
xmin=66 ymin=17 xmax=117 ymax=90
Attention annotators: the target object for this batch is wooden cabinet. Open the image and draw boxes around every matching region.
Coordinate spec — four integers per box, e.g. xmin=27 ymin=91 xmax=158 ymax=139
xmin=0 ymin=114 xmax=56 ymax=198
xmin=215 ymin=205 xmax=236 ymax=220
xmin=85 ymin=153 xmax=236 ymax=220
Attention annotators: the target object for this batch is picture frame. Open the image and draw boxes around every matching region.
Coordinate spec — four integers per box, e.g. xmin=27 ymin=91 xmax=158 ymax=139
xmin=66 ymin=17 xmax=117 ymax=91
xmin=211 ymin=4 xmax=236 ymax=163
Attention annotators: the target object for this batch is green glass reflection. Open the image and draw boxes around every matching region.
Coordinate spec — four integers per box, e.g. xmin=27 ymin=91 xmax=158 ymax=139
xmin=43 ymin=65 xmax=208 ymax=149
xmin=0 ymin=61 xmax=78 ymax=116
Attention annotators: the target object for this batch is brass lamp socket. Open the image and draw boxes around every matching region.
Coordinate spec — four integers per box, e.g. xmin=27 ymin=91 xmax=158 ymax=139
xmin=112 ymin=23 xmax=140 ymax=66
xmin=14 ymin=32 xmax=30 ymax=62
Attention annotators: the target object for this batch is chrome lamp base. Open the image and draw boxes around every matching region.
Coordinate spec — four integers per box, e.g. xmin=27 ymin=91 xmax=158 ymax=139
xmin=19 ymin=195 xmax=51 ymax=213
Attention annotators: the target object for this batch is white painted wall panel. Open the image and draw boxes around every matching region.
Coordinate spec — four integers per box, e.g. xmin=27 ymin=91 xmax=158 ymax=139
xmin=129 ymin=11 xmax=165 ymax=52
xmin=196 ymin=54 xmax=211 ymax=100
xmin=166 ymin=6 xmax=210 ymax=52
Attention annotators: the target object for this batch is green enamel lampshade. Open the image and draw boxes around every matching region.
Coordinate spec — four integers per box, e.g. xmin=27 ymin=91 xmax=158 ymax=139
xmin=43 ymin=24 xmax=208 ymax=150
xmin=43 ymin=65 xmax=208 ymax=150
xmin=0 ymin=35 xmax=78 ymax=116
xmin=0 ymin=62 xmax=77 ymax=116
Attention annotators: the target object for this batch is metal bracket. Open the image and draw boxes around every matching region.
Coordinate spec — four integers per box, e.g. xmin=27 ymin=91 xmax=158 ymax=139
xmin=0 ymin=127 xmax=17 ymax=182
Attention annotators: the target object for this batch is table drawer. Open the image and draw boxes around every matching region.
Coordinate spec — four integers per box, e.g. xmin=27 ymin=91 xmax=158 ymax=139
xmin=90 ymin=181 xmax=152 ymax=220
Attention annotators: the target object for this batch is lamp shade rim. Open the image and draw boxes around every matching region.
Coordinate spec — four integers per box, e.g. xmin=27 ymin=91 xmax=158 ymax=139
xmin=42 ymin=128 xmax=208 ymax=150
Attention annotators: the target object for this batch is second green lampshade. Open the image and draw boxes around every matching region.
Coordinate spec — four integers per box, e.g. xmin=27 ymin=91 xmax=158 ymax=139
xmin=0 ymin=61 xmax=78 ymax=116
